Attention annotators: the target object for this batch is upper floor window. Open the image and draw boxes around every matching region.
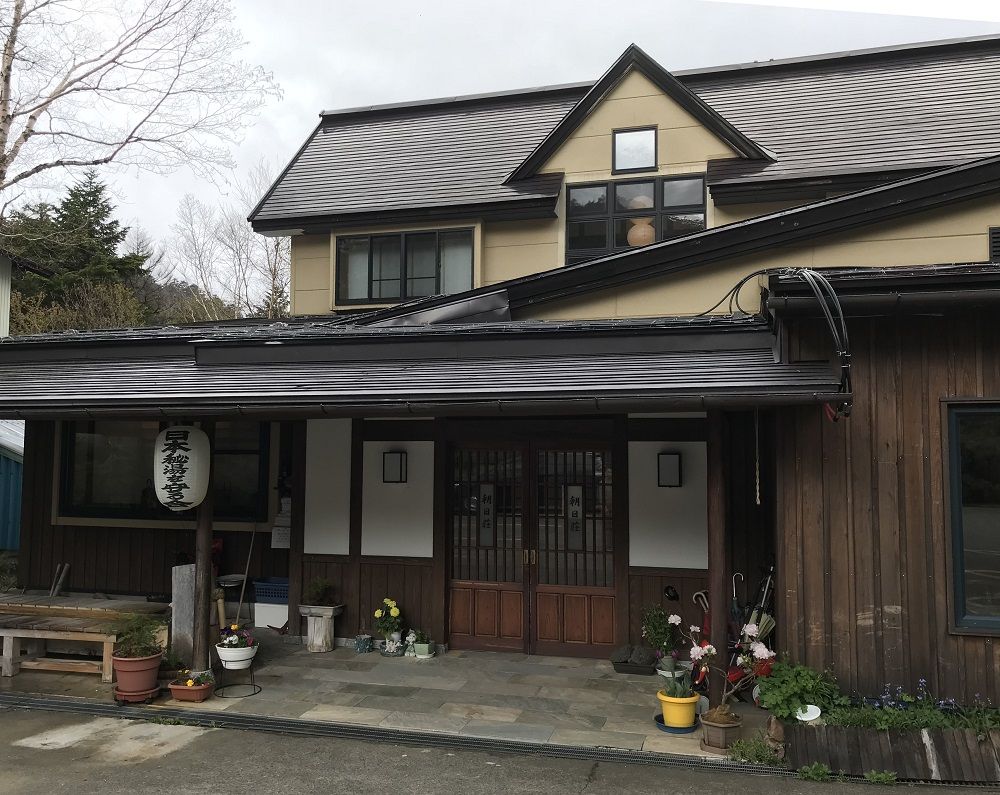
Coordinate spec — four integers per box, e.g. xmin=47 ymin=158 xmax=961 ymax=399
xmin=337 ymin=229 xmax=473 ymax=305
xmin=948 ymin=405 xmax=1000 ymax=632
xmin=565 ymin=175 xmax=706 ymax=264
xmin=613 ymin=127 xmax=657 ymax=173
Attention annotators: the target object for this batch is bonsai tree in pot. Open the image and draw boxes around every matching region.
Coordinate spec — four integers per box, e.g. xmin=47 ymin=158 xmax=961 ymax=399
xmin=112 ymin=614 xmax=166 ymax=698
xmin=299 ymin=577 xmax=343 ymax=653
xmin=675 ymin=618 xmax=777 ymax=752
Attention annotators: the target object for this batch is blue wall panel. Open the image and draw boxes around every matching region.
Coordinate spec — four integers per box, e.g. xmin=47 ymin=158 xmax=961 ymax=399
xmin=0 ymin=453 xmax=22 ymax=551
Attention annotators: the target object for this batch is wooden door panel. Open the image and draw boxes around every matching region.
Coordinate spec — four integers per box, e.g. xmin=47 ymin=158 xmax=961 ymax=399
xmin=535 ymin=592 xmax=561 ymax=642
xmin=531 ymin=587 xmax=616 ymax=655
xmin=448 ymin=447 xmax=526 ymax=651
xmin=591 ymin=595 xmax=616 ymax=645
xmin=563 ymin=594 xmax=589 ymax=643
xmin=449 ymin=587 xmax=473 ymax=636
xmin=499 ymin=590 xmax=523 ymax=640
xmin=448 ymin=581 xmax=524 ymax=651
xmin=474 ymin=589 xmax=499 ymax=636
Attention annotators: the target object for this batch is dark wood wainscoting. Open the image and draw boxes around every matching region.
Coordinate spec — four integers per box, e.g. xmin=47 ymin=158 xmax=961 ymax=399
xmin=627 ymin=567 xmax=708 ymax=645
xmin=448 ymin=580 xmax=524 ymax=651
xmin=358 ymin=557 xmax=438 ymax=641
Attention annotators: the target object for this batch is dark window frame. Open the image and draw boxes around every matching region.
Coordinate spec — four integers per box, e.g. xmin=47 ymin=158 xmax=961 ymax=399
xmin=945 ymin=401 xmax=1000 ymax=635
xmin=58 ymin=420 xmax=271 ymax=523
xmin=611 ymin=126 xmax=658 ymax=175
xmin=989 ymin=226 xmax=1000 ymax=261
xmin=565 ymin=175 xmax=706 ymax=264
xmin=335 ymin=227 xmax=475 ymax=306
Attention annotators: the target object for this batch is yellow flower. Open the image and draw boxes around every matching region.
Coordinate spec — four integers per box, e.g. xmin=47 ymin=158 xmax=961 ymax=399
xmin=186 ymin=679 xmax=195 ymax=687
xmin=388 ymin=600 xmax=397 ymax=608
xmin=374 ymin=608 xmax=383 ymax=618
xmin=230 ymin=624 xmax=239 ymax=631
xmin=383 ymin=598 xmax=391 ymax=605
xmin=389 ymin=607 xmax=400 ymax=618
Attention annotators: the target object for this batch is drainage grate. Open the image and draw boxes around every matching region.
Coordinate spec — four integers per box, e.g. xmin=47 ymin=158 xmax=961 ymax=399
xmin=0 ymin=692 xmax=991 ymax=787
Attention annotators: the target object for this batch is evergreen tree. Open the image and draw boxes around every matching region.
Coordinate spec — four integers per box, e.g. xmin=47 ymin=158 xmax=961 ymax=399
xmin=5 ymin=170 xmax=148 ymax=300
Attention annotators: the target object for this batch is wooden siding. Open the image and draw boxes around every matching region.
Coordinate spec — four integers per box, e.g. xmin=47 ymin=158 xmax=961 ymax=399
xmin=18 ymin=421 xmax=288 ymax=597
xmin=777 ymin=314 xmax=1000 ymax=702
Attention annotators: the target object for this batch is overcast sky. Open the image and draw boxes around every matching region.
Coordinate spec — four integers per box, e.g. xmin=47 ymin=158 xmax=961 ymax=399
xmin=103 ymin=0 xmax=1000 ymax=242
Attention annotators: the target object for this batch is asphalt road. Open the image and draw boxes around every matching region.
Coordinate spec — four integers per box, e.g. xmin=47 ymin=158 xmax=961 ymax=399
xmin=0 ymin=707 xmax=985 ymax=794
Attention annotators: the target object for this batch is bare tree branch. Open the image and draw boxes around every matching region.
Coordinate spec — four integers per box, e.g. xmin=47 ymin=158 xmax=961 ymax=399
xmin=0 ymin=0 xmax=279 ymax=194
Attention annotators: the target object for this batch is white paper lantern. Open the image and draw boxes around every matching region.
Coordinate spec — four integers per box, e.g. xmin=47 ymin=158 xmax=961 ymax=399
xmin=153 ymin=425 xmax=211 ymax=511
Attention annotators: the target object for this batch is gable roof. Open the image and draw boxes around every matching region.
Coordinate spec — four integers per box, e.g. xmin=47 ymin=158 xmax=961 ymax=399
xmin=251 ymin=34 xmax=1000 ymax=232
xmin=345 ymin=154 xmax=1000 ymax=325
xmin=505 ymin=44 xmax=773 ymax=183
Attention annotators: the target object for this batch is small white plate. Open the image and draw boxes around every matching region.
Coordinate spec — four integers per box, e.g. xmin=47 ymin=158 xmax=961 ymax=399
xmin=796 ymin=704 xmax=821 ymax=722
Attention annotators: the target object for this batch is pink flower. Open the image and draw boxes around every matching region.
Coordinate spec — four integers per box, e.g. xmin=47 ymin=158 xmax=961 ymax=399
xmin=743 ymin=623 xmax=759 ymax=638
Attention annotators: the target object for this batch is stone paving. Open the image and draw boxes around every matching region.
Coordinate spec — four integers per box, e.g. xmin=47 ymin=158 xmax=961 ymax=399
xmin=0 ymin=632 xmax=768 ymax=758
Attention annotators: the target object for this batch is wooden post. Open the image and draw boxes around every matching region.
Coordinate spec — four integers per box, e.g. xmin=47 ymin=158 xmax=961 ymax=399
xmin=707 ymin=410 xmax=728 ymax=707
xmin=192 ymin=421 xmax=215 ymax=672
xmin=287 ymin=420 xmax=307 ymax=636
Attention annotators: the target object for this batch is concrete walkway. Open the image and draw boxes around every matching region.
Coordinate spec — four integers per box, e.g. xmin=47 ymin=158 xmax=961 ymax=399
xmin=0 ymin=632 xmax=768 ymax=758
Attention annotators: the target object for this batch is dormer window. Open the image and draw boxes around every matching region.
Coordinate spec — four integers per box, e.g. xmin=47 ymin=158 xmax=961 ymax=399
xmin=612 ymin=127 xmax=657 ymax=173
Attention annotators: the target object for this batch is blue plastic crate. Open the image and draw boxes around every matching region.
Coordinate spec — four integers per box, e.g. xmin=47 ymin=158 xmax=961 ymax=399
xmin=252 ymin=577 xmax=289 ymax=604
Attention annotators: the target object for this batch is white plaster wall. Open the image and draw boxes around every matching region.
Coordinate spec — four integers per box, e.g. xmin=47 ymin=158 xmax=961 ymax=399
xmin=628 ymin=441 xmax=707 ymax=569
xmin=303 ymin=419 xmax=352 ymax=555
xmin=361 ymin=440 xmax=434 ymax=558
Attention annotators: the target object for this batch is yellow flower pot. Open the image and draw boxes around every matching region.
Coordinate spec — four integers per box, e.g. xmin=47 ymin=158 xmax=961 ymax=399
xmin=656 ymin=690 xmax=700 ymax=728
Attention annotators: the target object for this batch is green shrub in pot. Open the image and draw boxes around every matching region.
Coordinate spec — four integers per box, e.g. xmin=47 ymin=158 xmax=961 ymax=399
xmin=412 ymin=629 xmax=433 ymax=657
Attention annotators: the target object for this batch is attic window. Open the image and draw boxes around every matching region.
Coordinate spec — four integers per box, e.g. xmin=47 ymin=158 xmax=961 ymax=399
xmin=613 ymin=127 xmax=656 ymax=173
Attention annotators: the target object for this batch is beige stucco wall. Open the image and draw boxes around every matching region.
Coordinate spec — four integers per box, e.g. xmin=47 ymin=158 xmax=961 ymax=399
xmin=521 ymin=192 xmax=1000 ymax=321
xmin=290 ymin=235 xmax=333 ymax=315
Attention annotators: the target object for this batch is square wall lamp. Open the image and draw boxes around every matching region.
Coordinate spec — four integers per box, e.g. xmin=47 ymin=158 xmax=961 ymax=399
xmin=657 ymin=452 xmax=682 ymax=488
xmin=382 ymin=450 xmax=407 ymax=483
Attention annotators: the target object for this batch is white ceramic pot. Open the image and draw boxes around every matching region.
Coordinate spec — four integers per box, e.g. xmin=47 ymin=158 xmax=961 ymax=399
xmin=215 ymin=643 xmax=258 ymax=670
xmin=390 ymin=631 xmax=402 ymax=642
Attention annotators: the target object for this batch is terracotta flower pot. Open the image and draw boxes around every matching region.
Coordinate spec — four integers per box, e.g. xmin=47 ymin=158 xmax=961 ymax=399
xmin=112 ymin=652 xmax=163 ymax=694
xmin=168 ymin=682 xmax=213 ymax=702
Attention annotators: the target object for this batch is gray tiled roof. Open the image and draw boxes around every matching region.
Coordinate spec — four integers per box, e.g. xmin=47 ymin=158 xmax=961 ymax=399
xmin=251 ymin=37 xmax=1000 ymax=226
xmin=251 ymin=90 xmax=578 ymax=225
xmin=0 ymin=348 xmax=838 ymax=418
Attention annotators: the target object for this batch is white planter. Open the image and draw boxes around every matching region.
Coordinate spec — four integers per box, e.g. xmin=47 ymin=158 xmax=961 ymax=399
xmin=215 ymin=643 xmax=258 ymax=670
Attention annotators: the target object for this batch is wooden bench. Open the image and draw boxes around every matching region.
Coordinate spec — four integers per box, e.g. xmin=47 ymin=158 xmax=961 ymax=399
xmin=0 ymin=614 xmax=117 ymax=683
xmin=0 ymin=596 xmax=169 ymax=684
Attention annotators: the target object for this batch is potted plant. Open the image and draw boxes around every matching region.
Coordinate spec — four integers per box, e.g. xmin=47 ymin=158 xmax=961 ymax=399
xmin=112 ymin=614 xmax=166 ymax=698
xmin=215 ymin=623 xmax=259 ymax=669
xmin=168 ymin=669 xmax=214 ymax=702
xmin=298 ymin=577 xmax=343 ymax=653
xmin=673 ymin=618 xmax=777 ymax=752
xmin=641 ymin=605 xmax=683 ymax=670
xmin=656 ymin=666 xmax=700 ymax=731
xmin=412 ymin=629 xmax=434 ymax=658
xmin=373 ymin=597 xmax=402 ymax=643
